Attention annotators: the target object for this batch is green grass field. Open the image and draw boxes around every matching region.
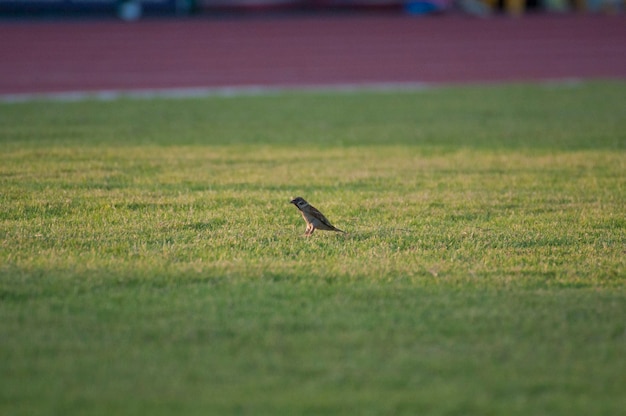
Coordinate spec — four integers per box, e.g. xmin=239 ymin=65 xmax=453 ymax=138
xmin=1 ymin=81 xmax=625 ymax=415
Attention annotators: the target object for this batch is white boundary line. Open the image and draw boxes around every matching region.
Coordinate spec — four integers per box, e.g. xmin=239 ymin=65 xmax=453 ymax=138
xmin=0 ymin=82 xmax=432 ymax=103
xmin=0 ymin=79 xmax=585 ymax=103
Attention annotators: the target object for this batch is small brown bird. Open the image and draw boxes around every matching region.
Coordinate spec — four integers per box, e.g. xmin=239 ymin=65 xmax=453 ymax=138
xmin=290 ymin=196 xmax=345 ymax=236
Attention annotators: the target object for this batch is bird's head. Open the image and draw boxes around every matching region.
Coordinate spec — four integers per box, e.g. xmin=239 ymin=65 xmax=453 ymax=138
xmin=290 ymin=197 xmax=308 ymax=210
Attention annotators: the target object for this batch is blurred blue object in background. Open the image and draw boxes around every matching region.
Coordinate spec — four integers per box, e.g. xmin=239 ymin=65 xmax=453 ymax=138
xmin=404 ymin=0 xmax=447 ymax=14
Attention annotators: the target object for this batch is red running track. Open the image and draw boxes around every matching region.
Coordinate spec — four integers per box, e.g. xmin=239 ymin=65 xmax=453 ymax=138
xmin=1 ymin=13 xmax=625 ymax=95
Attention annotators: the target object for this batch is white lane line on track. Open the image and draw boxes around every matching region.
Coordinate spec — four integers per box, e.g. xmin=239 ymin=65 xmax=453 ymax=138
xmin=0 ymin=79 xmax=584 ymax=103
xmin=0 ymin=82 xmax=432 ymax=103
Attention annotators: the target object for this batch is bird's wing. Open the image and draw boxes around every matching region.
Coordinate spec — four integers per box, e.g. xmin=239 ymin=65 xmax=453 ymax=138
xmin=310 ymin=206 xmax=336 ymax=228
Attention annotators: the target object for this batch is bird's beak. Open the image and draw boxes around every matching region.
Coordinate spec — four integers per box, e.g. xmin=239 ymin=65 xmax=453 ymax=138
xmin=290 ymin=199 xmax=296 ymax=204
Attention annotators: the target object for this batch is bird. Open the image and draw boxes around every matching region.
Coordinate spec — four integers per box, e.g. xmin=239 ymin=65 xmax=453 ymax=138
xmin=290 ymin=196 xmax=345 ymax=236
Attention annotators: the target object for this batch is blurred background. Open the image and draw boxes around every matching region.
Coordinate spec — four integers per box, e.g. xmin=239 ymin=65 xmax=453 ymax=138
xmin=1 ymin=0 xmax=625 ymax=99
xmin=0 ymin=0 xmax=623 ymax=21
